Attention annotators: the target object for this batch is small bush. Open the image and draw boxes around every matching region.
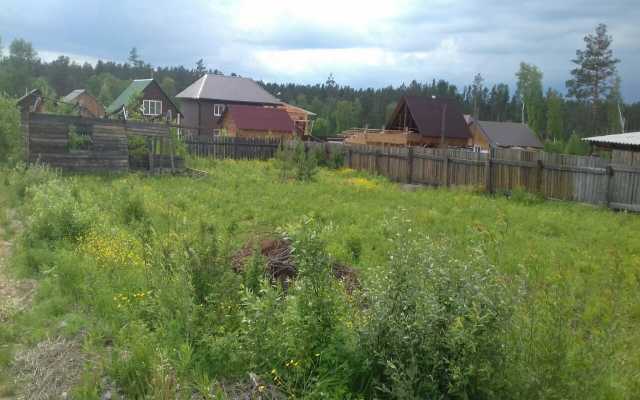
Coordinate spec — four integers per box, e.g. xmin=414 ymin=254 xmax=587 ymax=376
xmin=275 ymin=140 xmax=318 ymax=182
xmin=25 ymin=180 xmax=94 ymax=244
xmin=361 ymin=221 xmax=512 ymax=399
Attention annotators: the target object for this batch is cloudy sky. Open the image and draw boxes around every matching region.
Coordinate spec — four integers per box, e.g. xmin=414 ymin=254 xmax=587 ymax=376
xmin=1 ymin=0 xmax=639 ymax=99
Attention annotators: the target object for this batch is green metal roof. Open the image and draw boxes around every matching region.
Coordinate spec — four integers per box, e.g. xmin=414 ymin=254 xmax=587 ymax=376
xmin=106 ymin=79 xmax=153 ymax=114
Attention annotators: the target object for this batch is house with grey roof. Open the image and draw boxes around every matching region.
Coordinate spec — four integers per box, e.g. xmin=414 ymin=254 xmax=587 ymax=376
xmin=176 ymin=74 xmax=281 ymax=136
xmin=466 ymin=116 xmax=543 ymax=151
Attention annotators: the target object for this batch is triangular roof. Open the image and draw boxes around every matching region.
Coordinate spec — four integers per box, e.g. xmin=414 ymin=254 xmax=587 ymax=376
xmin=476 ymin=120 xmax=543 ymax=148
xmin=107 ymin=79 xmax=154 ymax=114
xmin=176 ymin=74 xmax=280 ymax=105
xmin=16 ymin=89 xmax=42 ymax=106
xmin=62 ymin=89 xmax=87 ymax=103
xmin=225 ymin=105 xmax=294 ymax=133
xmin=387 ymin=96 xmax=470 ymax=139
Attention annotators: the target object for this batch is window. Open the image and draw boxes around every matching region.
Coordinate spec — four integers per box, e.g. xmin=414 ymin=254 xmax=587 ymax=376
xmin=67 ymin=124 xmax=93 ymax=152
xmin=142 ymin=99 xmax=162 ymax=116
xmin=212 ymin=129 xmax=220 ymax=136
xmin=213 ymin=104 xmax=225 ymax=117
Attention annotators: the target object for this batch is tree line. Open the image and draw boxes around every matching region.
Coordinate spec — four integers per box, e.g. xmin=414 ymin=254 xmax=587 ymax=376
xmin=1 ymin=24 xmax=638 ymax=154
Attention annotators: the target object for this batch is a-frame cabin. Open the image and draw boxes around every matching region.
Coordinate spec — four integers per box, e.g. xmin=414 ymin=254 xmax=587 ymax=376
xmin=386 ymin=96 xmax=471 ymax=147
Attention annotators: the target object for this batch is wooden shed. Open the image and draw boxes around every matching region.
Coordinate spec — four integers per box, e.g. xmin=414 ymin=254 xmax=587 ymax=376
xmin=221 ymin=105 xmax=295 ymax=139
xmin=62 ymin=89 xmax=106 ymax=118
xmin=465 ymin=116 xmax=543 ymax=152
xmin=16 ymin=89 xmax=44 ymax=114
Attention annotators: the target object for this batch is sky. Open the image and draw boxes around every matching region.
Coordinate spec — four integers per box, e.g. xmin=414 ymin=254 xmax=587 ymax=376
xmin=1 ymin=0 xmax=639 ymax=100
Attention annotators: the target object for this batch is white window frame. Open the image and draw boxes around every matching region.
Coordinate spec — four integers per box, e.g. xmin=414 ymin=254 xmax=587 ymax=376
xmin=142 ymin=99 xmax=162 ymax=116
xmin=213 ymin=104 xmax=225 ymax=117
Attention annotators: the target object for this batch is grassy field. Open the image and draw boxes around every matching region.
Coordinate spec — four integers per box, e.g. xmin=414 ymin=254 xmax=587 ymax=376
xmin=1 ymin=159 xmax=639 ymax=399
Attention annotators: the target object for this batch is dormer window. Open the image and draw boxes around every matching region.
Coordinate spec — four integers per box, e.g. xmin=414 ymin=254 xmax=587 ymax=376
xmin=213 ymin=104 xmax=225 ymax=117
xmin=143 ymin=99 xmax=162 ymax=116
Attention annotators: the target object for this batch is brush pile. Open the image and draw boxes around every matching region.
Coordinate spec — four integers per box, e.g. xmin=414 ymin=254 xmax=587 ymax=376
xmin=232 ymin=237 xmax=359 ymax=292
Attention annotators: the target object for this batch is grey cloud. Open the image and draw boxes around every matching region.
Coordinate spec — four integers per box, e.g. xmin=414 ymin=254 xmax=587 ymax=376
xmin=0 ymin=0 xmax=638 ymax=100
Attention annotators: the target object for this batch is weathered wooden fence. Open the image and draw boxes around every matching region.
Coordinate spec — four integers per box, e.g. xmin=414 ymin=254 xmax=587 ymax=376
xmin=182 ymin=135 xmax=281 ymax=160
xmin=182 ymin=135 xmax=640 ymax=211
xmin=26 ymin=113 xmax=184 ymax=172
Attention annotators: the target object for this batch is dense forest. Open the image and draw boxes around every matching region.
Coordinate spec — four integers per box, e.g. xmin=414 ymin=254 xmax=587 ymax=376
xmin=1 ymin=24 xmax=638 ymax=153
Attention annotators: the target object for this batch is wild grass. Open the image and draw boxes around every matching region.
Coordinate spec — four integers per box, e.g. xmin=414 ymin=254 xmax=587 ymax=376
xmin=1 ymin=159 xmax=639 ymax=398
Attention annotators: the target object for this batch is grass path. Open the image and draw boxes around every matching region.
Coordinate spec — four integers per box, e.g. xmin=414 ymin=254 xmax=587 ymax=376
xmin=0 ymin=210 xmax=36 ymax=324
xmin=0 ymin=209 xmax=36 ymax=399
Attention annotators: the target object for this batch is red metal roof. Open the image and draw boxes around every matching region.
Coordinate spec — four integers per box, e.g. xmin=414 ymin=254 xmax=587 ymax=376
xmin=226 ymin=105 xmax=294 ymax=133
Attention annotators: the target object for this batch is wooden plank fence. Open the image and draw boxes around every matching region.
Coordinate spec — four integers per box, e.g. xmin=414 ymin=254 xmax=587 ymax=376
xmin=26 ymin=113 xmax=184 ymax=172
xmin=183 ymin=135 xmax=281 ymax=160
xmin=181 ymin=135 xmax=640 ymax=212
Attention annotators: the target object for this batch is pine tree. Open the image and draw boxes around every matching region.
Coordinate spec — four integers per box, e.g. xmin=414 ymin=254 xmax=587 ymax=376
xmin=566 ymin=24 xmax=620 ymax=134
xmin=195 ymin=59 xmax=207 ymax=77
xmin=128 ymin=47 xmax=139 ymax=65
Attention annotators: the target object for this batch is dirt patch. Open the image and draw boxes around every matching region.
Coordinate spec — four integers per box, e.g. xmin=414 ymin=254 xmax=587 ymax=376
xmin=232 ymin=237 xmax=360 ymax=292
xmin=12 ymin=335 xmax=87 ymax=400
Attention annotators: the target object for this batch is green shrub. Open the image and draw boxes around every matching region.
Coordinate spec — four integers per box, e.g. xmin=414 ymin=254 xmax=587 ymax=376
xmin=361 ymin=222 xmax=512 ymax=399
xmin=275 ymin=139 xmax=318 ymax=182
xmin=109 ymin=322 xmax=156 ymax=398
xmin=25 ymin=180 xmax=94 ymax=244
xmin=0 ymin=95 xmax=22 ymax=166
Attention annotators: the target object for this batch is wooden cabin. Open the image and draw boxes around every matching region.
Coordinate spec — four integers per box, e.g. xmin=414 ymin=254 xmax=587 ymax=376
xmin=62 ymin=89 xmax=105 ymax=118
xmin=466 ymin=116 xmax=542 ymax=151
xmin=345 ymin=96 xmax=471 ymax=148
xmin=221 ymin=104 xmax=296 ymax=139
xmin=176 ymin=74 xmax=281 ymax=136
xmin=107 ymin=79 xmax=180 ymax=121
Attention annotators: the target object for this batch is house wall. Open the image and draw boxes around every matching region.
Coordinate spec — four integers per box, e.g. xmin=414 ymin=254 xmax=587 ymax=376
xmin=140 ymin=81 xmax=180 ymax=120
xmin=468 ymin=122 xmax=491 ymax=151
xmin=180 ymin=99 xmax=279 ymax=137
xmin=221 ymin=113 xmax=238 ymax=136
xmin=77 ymin=93 xmax=105 ymax=118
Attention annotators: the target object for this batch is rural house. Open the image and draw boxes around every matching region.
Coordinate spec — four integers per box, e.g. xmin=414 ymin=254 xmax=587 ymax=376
xmin=62 ymin=89 xmax=105 ymax=118
xmin=221 ymin=105 xmax=295 ymax=138
xmin=345 ymin=95 xmax=471 ymax=147
xmin=107 ymin=79 xmax=180 ymax=121
xmin=466 ymin=116 xmax=543 ymax=151
xmin=176 ymin=74 xmax=281 ymax=136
